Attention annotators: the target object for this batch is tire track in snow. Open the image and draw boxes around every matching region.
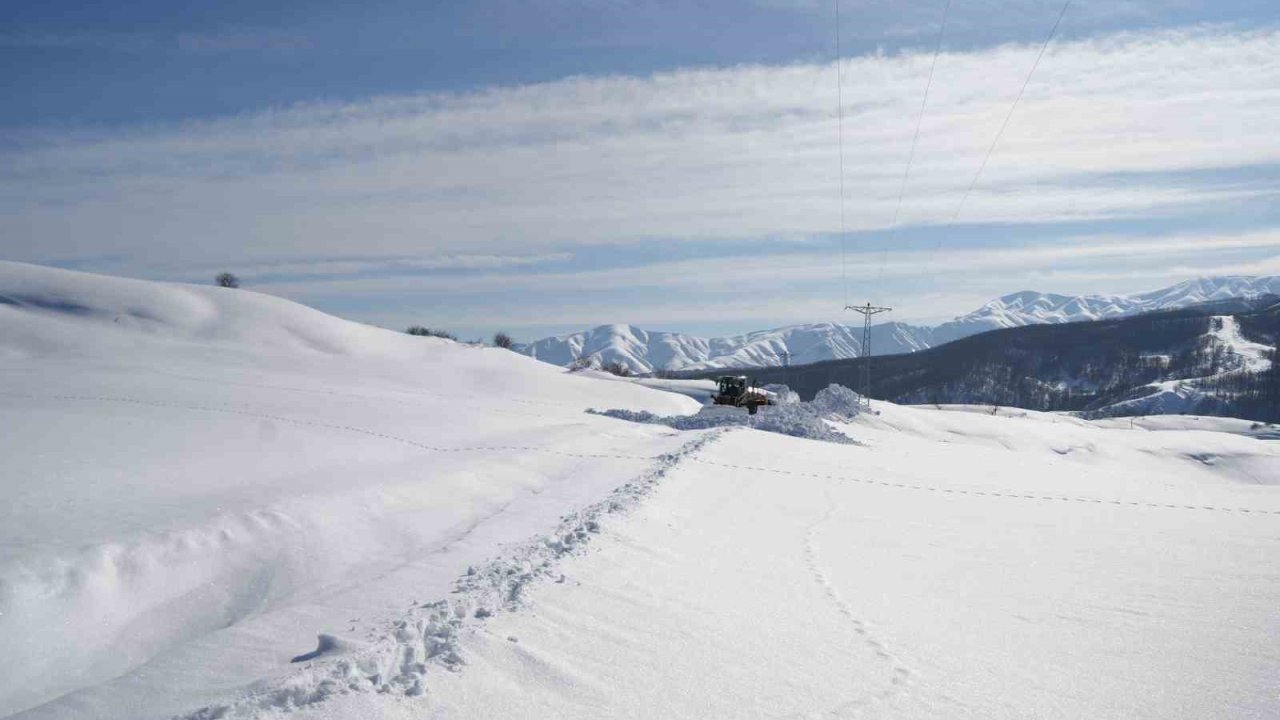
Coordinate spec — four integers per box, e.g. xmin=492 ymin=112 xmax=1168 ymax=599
xmin=802 ymin=490 xmax=913 ymax=717
xmin=0 ymin=391 xmax=694 ymax=718
xmin=174 ymin=431 xmax=723 ymax=720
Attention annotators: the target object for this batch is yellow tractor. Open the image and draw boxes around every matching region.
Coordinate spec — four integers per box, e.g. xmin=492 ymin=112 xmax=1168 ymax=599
xmin=712 ymin=375 xmax=772 ymax=415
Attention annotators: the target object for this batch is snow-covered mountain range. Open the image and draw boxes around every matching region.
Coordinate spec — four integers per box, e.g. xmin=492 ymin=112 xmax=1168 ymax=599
xmin=520 ymin=276 xmax=1280 ymax=373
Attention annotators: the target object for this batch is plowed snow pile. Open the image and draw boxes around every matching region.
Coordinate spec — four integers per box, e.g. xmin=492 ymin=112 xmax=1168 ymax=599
xmin=591 ymin=384 xmax=860 ymax=444
xmin=3 ymin=262 xmax=1280 ymax=720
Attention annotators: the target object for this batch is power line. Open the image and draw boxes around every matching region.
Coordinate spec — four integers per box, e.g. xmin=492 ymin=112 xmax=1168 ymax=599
xmin=921 ymin=0 xmax=1073 ymax=275
xmin=953 ymin=0 xmax=1072 ymax=225
xmin=845 ymin=302 xmax=893 ymax=409
xmin=834 ymin=0 xmax=848 ymax=308
xmin=876 ymin=0 xmax=953 ymax=286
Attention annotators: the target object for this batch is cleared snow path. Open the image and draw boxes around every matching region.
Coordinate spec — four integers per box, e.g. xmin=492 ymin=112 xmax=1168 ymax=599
xmin=174 ymin=432 xmax=722 ymax=719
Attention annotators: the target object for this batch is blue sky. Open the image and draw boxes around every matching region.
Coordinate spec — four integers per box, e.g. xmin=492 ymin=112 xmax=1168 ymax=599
xmin=3 ymin=0 xmax=1279 ymax=341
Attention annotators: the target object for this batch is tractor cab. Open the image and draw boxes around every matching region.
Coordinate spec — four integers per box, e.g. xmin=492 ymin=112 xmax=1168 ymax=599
xmin=712 ymin=375 xmax=770 ymax=414
xmin=716 ymin=375 xmax=749 ymax=400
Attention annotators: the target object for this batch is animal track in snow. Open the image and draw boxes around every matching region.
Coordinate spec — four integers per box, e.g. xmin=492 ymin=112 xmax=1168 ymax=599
xmin=802 ymin=491 xmax=913 ymax=715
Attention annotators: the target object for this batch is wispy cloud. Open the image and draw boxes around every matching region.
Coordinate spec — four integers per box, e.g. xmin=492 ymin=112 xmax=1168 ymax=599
xmin=256 ymin=229 xmax=1280 ymax=330
xmin=81 ymin=253 xmax=575 ymax=284
xmin=2 ymin=25 xmax=1278 ymax=337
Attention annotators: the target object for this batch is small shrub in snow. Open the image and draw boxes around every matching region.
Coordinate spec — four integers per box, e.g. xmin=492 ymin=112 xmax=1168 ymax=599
xmin=406 ymin=326 xmax=457 ymax=340
xmin=492 ymin=332 xmax=515 ymax=349
xmin=215 ymin=272 xmax=240 ymax=289
xmin=602 ymin=361 xmax=633 ymax=377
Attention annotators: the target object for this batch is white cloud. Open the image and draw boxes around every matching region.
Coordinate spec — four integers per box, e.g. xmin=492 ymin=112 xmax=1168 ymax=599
xmin=3 ymin=26 xmax=1278 ymax=270
xmin=256 ymin=229 xmax=1280 ymax=295
xmin=255 ymin=229 xmax=1280 ymax=330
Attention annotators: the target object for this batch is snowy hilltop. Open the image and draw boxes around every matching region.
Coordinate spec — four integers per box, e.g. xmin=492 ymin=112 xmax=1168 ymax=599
xmin=520 ymin=276 xmax=1280 ymax=373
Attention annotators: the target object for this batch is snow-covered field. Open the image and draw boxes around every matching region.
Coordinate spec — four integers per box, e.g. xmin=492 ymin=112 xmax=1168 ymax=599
xmin=3 ymin=262 xmax=1279 ymax=719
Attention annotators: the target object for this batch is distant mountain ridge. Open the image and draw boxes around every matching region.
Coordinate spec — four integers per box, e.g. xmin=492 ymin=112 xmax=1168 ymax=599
xmin=519 ymin=276 xmax=1280 ymax=373
xmin=692 ymin=294 xmax=1280 ymax=422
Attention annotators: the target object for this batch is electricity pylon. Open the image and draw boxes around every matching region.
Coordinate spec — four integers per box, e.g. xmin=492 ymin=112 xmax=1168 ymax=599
xmin=846 ymin=302 xmax=892 ymax=409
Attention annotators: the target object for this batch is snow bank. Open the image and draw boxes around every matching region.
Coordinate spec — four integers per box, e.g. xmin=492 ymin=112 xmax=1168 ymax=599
xmin=805 ymin=382 xmax=861 ymax=417
xmin=591 ymin=384 xmax=859 ymax=444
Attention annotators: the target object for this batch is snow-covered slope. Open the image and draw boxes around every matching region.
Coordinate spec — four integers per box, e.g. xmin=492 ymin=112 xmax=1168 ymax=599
xmin=0 ymin=261 xmax=699 ymax=719
xmin=521 ymin=276 xmax=1280 ymax=373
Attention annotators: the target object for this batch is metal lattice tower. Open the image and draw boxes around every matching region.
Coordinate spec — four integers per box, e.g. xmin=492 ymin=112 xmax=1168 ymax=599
xmin=846 ymin=303 xmax=892 ymax=408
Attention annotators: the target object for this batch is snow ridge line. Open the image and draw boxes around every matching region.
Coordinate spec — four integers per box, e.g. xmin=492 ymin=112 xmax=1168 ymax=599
xmin=175 ymin=430 xmax=723 ymax=720
xmin=0 ymin=392 xmax=663 ymax=463
xmin=688 ymin=458 xmax=1280 ymax=516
